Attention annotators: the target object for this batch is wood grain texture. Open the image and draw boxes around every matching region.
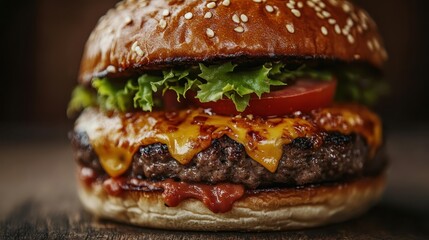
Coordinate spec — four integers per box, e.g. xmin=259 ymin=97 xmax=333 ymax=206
xmin=1 ymin=127 xmax=429 ymax=239
xmin=1 ymin=200 xmax=428 ymax=240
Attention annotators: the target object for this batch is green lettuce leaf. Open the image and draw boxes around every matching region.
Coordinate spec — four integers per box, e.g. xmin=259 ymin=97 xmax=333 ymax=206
xmin=133 ymin=69 xmax=201 ymax=111
xmin=93 ymin=78 xmax=138 ymax=112
xmin=335 ymin=66 xmax=388 ymax=105
xmin=197 ymin=62 xmax=285 ymax=111
xmin=67 ymin=86 xmax=96 ymax=117
xmin=134 ymin=74 xmax=160 ymax=112
xmin=67 ymin=62 xmax=386 ymax=115
xmin=156 ymin=69 xmax=200 ymax=101
xmin=267 ymin=62 xmax=333 ymax=81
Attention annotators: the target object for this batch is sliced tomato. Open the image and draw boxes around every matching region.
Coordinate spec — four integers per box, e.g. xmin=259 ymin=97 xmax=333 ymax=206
xmin=162 ymin=90 xmax=188 ymax=111
xmin=189 ymin=79 xmax=337 ymax=117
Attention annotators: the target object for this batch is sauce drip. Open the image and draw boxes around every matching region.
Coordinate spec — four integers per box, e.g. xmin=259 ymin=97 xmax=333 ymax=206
xmin=162 ymin=179 xmax=245 ymax=213
xmin=102 ymin=177 xmax=245 ymax=213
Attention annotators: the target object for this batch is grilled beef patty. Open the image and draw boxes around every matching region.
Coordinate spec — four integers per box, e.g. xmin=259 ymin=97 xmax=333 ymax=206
xmin=70 ymin=131 xmax=386 ymax=189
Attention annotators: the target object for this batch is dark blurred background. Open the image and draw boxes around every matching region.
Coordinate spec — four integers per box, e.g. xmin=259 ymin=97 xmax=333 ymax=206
xmin=0 ymin=0 xmax=428 ymax=128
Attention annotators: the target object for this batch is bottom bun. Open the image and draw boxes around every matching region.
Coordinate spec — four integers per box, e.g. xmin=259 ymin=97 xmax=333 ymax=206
xmin=78 ymin=175 xmax=386 ymax=231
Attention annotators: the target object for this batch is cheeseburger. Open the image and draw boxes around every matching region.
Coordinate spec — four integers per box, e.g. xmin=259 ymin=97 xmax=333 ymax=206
xmin=68 ymin=0 xmax=388 ymax=231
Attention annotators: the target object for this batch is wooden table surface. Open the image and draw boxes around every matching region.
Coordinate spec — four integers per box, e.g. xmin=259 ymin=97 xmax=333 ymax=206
xmin=1 ymin=126 xmax=428 ymax=239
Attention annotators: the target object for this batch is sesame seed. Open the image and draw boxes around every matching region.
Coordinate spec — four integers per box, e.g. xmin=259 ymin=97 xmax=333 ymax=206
xmin=134 ymin=46 xmax=143 ymax=56
xmin=287 ymin=2 xmax=295 ymax=9
xmin=351 ymin=12 xmax=359 ymax=21
xmin=328 ymin=18 xmax=336 ymax=25
xmin=253 ymin=0 xmax=262 ymax=2
xmin=222 ymin=0 xmax=231 ymax=6
xmin=232 ymin=14 xmax=240 ymax=23
xmin=354 ymin=54 xmax=361 ymax=59
xmin=307 ymin=1 xmax=316 ymax=8
xmin=206 ymin=28 xmax=215 ymax=38
xmin=159 ymin=19 xmax=167 ymax=29
xmin=240 ymin=14 xmax=249 ymax=23
xmin=328 ymin=0 xmax=339 ymax=6
xmin=204 ymin=12 xmax=213 ymax=19
xmin=359 ymin=10 xmax=369 ymax=20
xmin=318 ymin=1 xmax=326 ymax=8
xmin=342 ymin=3 xmax=351 ymax=12
xmin=131 ymin=41 xmax=138 ymax=51
xmin=291 ymin=9 xmax=301 ymax=17
xmin=207 ymin=2 xmax=216 ymax=9
xmin=342 ymin=26 xmax=350 ymax=35
xmin=317 ymin=12 xmax=325 ymax=19
xmin=265 ymin=5 xmax=274 ymax=13
xmin=162 ymin=9 xmax=170 ymax=17
xmin=357 ymin=26 xmax=363 ymax=33
xmin=347 ymin=18 xmax=354 ymax=26
xmin=297 ymin=2 xmax=304 ymax=8
xmin=286 ymin=23 xmax=295 ymax=33
xmin=322 ymin=11 xmax=331 ymax=18
xmin=347 ymin=35 xmax=355 ymax=44
xmin=315 ymin=6 xmax=321 ymax=12
xmin=234 ymin=26 xmax=244 ymax=33
xmin=184 ymin=12 xmax=193 ymax=19
xmin=373 ymin=38 xmax=380 ymax=50
xmin=334 ymin=24 xmax=341 ymax=34
xmin=321 ymin=26 xmax=328 ymax=35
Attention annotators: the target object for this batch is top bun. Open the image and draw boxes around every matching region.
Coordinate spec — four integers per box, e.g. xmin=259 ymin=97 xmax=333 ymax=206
xmin=79 ymin=0 xmax=387 ymax=84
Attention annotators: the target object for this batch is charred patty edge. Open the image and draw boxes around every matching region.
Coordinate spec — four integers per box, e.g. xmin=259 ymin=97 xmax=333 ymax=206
xmin=70 ymin=131 xmax=387 ymax=189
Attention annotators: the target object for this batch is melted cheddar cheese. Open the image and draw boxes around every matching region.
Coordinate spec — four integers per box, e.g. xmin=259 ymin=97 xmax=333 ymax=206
xmin=75 ymin=105 xmax=382 ymax=177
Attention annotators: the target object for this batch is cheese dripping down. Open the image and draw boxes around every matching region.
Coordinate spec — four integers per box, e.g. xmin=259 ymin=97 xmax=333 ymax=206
xmin=75 ymin=105 xmax=382 ymax=177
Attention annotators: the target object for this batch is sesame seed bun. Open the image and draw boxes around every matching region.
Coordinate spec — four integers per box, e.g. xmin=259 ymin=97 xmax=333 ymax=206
xmin=78 ymin=174 xmax=386 ymax=231
xmin=78 ymin=0 xmax=387 ymax=84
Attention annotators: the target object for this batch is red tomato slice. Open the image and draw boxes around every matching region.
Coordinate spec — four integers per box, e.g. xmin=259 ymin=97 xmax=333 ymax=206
xmin=189 ymin=79 xmax=337 ymax=117
xmin=162 ymin=90 xmax=186 ymax=111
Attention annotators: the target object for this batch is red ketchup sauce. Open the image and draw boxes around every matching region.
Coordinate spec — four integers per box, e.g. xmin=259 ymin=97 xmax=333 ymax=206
xmin=161 ymin=179 xmax=245 ymax=213
xmin=100 ymin=175 xmax=245 ymax=213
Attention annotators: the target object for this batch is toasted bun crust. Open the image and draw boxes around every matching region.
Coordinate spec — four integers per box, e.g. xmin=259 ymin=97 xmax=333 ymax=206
xmin=79 ymin=0 xmax=387 ymax=84
xmin=78 ymin=174 xmax=385 ymax=231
